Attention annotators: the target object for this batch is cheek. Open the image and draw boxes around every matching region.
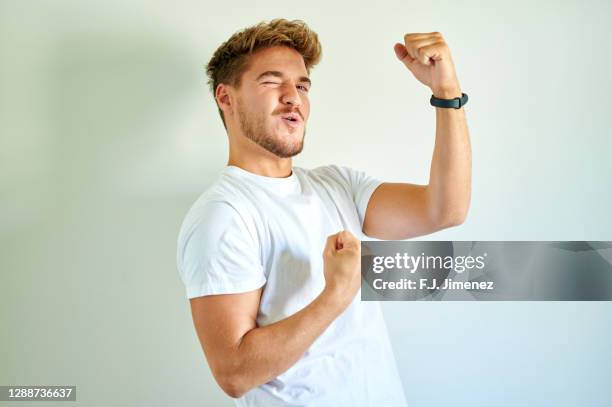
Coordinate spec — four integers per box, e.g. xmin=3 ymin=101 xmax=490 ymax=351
xmin=302 ymin=99 xmax=311 ymax=118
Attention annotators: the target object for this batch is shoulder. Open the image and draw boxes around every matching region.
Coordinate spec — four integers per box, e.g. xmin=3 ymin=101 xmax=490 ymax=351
xmin=298 ymin=164 xmax=353 ymax=188
xmin=300 ymin=164 xmax=378 ymax=191
xmin=303 ymin=164 xmax=348 ymax=178
xmin=181 ymin=169 xmax=258 ymax=227
xmin=180 ymin=198 xmax=252 ymax=238
xmin=176 ymin=196 xmax=265 ymax=298
xmin=177 ymin=177 xmax=258 ymax=253
xmin=176 ymin=189 xmax=262 ymax=278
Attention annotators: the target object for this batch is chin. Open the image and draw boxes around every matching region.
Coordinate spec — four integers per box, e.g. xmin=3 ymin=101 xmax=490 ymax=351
xmin=275 ymin=137 xmax=304 ymax=158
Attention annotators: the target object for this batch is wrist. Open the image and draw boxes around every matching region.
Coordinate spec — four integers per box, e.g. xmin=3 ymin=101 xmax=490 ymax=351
xmin=431 ymin=87 xmax=462 ymax=99
xmin=320 ymin=285 xmax=353 ymax=313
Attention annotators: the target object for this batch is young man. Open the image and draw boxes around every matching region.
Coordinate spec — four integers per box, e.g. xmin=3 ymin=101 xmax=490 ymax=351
xmin=177 ymin=19 xmax=471 ymax=406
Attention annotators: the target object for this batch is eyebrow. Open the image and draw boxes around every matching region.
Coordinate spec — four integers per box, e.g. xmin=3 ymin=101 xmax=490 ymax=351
xmin=255 ymin=70 xmax=312 ymax=86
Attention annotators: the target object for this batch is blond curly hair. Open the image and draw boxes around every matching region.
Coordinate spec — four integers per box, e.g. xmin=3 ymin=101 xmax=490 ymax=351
xmin=205 ymin=19 xmax=322 ymax=128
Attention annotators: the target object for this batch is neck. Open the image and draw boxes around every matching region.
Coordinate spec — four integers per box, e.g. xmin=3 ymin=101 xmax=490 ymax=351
xmin=227 ymin=136 xmax=293 ymax=178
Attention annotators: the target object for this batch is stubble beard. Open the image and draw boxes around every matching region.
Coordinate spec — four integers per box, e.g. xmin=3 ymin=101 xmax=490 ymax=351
xmin=237 ymin=101 xmax=306 ymax=159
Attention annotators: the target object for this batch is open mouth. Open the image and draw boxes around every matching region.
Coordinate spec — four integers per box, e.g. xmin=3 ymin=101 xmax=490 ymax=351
xmin=280 ymin=115 xmax=300 ymax=128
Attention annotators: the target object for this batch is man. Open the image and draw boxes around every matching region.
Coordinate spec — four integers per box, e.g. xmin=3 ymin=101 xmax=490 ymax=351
xmin=177 ymin=19 xmax=471 ymax=406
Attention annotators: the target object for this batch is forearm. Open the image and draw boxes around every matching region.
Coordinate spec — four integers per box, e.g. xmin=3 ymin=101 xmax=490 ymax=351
xmin=427 ymin=89 xmax=472 ymax=225
xmin=224 ymin=287 xmax=349 ymax=397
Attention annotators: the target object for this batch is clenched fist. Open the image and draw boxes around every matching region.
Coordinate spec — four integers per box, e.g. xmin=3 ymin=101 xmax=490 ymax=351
xmin=393 ymin=31 xmax=462 ymax=98
xmin=322 ymin=230 xmax=362 ymax=306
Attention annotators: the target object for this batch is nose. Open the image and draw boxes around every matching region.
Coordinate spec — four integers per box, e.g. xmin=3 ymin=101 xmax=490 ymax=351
xmin=280 ymin=83 xmax=301 ymax=107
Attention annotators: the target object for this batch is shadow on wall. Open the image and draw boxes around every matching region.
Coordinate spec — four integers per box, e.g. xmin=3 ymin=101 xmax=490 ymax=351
xmin=48 ymin=28 xmax=205 ymax=205
xmin=2 ymin=13 xmax=232 ymax=406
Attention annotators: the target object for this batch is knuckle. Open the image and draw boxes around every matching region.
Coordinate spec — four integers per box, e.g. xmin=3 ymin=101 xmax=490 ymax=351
xmin=404 ymin=33 xmax=417 ymax=42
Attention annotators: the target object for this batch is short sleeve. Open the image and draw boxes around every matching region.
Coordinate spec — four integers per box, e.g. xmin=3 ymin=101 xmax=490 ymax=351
xmin=332 ymin=165 xmax=384 ymax=229
xmin=176 ymin=200 xmax=266 ymax=299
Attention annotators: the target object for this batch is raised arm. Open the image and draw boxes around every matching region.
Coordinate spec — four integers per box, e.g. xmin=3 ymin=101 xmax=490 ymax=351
xmin=363 ymin=32 xmax=471 ymax=240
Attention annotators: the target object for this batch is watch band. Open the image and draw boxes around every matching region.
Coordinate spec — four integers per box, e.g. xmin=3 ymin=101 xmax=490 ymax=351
xmin=430 ymin=92 xmax=468 ymax=109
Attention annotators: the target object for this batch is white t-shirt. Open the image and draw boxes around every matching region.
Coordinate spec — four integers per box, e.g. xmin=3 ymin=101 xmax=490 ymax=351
xmin=177 ymin=165 xmax=407 ymax=407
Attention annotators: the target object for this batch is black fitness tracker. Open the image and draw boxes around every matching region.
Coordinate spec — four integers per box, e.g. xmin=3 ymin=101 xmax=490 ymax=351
xmin=430 ymin=92 xmax=469 ymax=109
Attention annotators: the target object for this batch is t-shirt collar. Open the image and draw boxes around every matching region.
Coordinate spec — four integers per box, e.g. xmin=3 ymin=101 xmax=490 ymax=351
xmin=225 ymin=165 xmax=300 ymax=195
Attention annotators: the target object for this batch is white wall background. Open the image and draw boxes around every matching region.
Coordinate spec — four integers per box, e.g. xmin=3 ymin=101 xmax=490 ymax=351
xmin=1 ymin=0 xmax=611 ymax=406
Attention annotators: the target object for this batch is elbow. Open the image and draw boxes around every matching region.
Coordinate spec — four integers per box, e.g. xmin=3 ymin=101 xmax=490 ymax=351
xmin=448 ymin=211 xmax=468 ymax=227
xmin=435 ymin=208 xmax=469 ymax=229
xmin=216 ymin=369 xmax=252 ymax=399
xmin=445 ymin=216 xmax=466 ymax=228
xmin=220 ymin=380 xmax=248 ymax=399
xmin=427 ymin=189 xmax=471 ymax=230
xmin=208 ymin=338 xmax=260 ymax=398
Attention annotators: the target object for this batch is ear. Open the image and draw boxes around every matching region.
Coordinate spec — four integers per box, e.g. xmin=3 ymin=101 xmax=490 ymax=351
xmin=215 ymin=83 xmax=234 ymax=116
